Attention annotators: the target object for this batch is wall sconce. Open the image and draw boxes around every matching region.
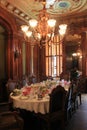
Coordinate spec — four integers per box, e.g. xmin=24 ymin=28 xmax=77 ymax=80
xmin=14 ymin=48 xmax=21 ymax=59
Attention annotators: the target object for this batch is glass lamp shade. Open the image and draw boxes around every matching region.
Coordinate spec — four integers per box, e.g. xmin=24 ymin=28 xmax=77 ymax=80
xmin=29 ymin=19 xmax=38 ymax=28
xmin=59 ymin=24 xmax=67 ymax=30
xmin=59 ymin=24 xmax=67 ymax=35
xmin=21 ymin=25 xmax=29 ymax=32
xmin=59 ymin=29 xmax=66 ymax=35
xmin=47 ymin=19 xmax=56 ymax=27
xmin=26 ymin=31 xmax=32 ymax=37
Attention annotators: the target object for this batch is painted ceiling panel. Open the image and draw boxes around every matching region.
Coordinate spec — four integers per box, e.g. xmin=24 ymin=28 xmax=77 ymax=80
xmin=0 ymin=0 xmax=87 ymax=22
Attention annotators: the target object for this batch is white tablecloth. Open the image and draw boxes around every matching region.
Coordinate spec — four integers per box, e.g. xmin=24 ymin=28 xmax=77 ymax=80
xmin=11 ymin=95 xmax=49 ymax=114
xmin=10 ymin=80 xmax=70 ymax=114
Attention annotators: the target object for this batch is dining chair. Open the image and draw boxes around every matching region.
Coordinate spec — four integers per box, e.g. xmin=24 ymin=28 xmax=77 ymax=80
xmin=21 ymin=75 xmax=29 ymax=86
xmin=36 ymin=85 xmax=67 ymax=130
xmin=5 ymin=79 xmax=17 ymax=109
xmin=76 ymin=78 xmax=82 ymax=105
xmin=29 ymin=75 xmax=37 ymax=84
xmin=70 ymin=81 xmax=79 ymax=113
xmin=0 ymin=79 xmax=17 ymax=114
xmin=65 ymin=84 xmax=72 ymax=122
xmin=6 ymin=79 xmax=18 ymax=94
xmin=0 ymin=111 xmax=24 ymax=130
xmin=0 ymin=100 xmax=24 ymax=130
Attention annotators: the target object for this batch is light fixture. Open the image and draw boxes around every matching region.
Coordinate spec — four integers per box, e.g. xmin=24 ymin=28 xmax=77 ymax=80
xmin=14 ymin=48 xmax=21 ymax=59
xmin=21 ymin=1 xmax=67 ymax=47
xmin=72 ymin=44 xmax=82 ymax=58
xmin=58 ymin=24 xmax=67 ymax=35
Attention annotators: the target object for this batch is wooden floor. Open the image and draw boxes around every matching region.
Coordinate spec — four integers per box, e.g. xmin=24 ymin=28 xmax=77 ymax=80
xmin=65 ymin=94 xmax=87 ymax=130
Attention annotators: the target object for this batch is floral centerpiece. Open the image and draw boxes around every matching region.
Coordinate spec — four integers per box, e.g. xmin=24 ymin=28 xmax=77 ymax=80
xmin=12 ymin=89 xmax=21 ymax=96
xmin=22 ymin=86 xmax=31 ymax=96
xmin=38 ymin=86 xmax=49 ymax=98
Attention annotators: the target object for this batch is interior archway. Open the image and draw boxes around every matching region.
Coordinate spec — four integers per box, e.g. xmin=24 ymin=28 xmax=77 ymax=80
xmin=0 ymin=25 xmax=8 ymax=102
xmin=0 ymin=25 xmax=6 ymax=80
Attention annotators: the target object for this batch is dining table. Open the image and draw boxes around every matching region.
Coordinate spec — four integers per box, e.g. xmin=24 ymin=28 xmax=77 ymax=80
xmin=10 ymin=93 xmax=49 ymax=114
xmin=10 ymin=79 xmax=70 ymax=114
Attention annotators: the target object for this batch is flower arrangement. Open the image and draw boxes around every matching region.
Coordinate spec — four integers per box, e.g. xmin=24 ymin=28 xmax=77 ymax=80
xmin=12 ymin=89 xmax=21 ymax=96
xmin=22 ymin=87 xmax=31 ymax=96
xmin=38 ymin=86 xmax=49 ymax=98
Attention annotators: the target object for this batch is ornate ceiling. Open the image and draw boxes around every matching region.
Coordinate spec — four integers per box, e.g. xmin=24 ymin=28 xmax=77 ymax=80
xmin=0 ymin=0 xmax=87 ymax=44
xmin=0 ymin=0 xmax=87 ymax=23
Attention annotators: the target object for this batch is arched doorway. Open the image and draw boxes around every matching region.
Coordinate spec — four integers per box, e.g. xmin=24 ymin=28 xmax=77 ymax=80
xmin=0 ymin=7 xmax=18 ymax=102
xmin=0 ymin=25 xmax=8 ymax=102
xmin=0 ymin=25 xmax=7 ymax=80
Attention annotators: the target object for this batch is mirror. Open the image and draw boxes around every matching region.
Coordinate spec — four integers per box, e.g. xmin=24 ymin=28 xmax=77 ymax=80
xmin=65 ymin=34 xmax=82 ymax=72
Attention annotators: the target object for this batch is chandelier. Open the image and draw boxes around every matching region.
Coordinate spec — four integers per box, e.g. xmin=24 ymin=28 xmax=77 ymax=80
xmin=21 ymin=1 xmax=67 ymax=47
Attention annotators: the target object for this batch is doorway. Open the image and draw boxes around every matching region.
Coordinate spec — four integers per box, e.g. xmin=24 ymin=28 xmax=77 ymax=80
xmin=65 ymin=34 xmax=82 ymax=72
xmin=0 ymin=25 xmax=7 ymax=102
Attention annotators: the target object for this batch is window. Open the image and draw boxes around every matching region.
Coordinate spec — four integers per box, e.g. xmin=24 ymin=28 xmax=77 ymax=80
xmin=46 ymin=35 xmax=63 ymax=77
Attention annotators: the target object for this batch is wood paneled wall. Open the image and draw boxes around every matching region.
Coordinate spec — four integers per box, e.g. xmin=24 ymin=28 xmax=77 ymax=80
xmin=0 ymin=6 xmax=87 ymax=82
xmin=0 ymin=6 xmax=23 ymax=80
